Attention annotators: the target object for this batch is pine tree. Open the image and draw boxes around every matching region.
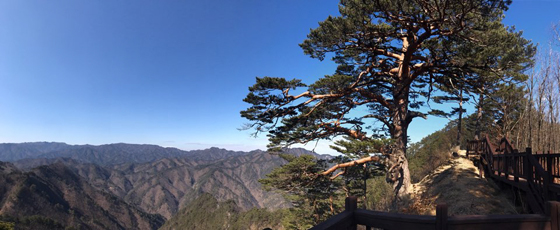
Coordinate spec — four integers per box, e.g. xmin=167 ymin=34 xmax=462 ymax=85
xmin=242 ymin=0 xmax=535 ymax=197
xmin=329 ymin=137 xmax=388 ymax=206
xmin=259 ymin=154 xmax=340 ymax=228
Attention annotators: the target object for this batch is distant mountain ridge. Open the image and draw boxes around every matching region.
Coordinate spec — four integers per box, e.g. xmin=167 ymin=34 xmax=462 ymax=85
xmin=0 ymin=142 xmax=76 ymax=162
xmin=0 ymin=142 xmax=330 ymax=166
xmin=0 ymin=142 xmax=188 ymax=165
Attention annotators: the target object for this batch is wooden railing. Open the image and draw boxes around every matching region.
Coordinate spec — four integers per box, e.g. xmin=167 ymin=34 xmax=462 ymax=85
xmin=534 ymin=153 xmax=560 ymax=182
xmin=466 ymin=136 xmax=560 ymax=214
xmin=311 ymin=196 xmax=560 ymax=230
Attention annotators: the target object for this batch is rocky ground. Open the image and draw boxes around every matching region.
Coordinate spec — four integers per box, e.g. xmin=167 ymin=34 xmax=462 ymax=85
xmin=410 ymin=151 xmax=520 ymax=215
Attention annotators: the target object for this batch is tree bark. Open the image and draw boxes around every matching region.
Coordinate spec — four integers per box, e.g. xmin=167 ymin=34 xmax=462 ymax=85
xmin=528 ymin=74 xmax=534 ymax=148
xmin=456 ymin=87 xmax=463 ymax=146
xmin=322 ymin=156 xmax=381 ymax=179
xmin=475 ymin=93 xmax=484 ymax=140
xmin=387 ymin=83 xmax=412 ymax=197
xmin=362 ymin=164 xmax=368 ymax=209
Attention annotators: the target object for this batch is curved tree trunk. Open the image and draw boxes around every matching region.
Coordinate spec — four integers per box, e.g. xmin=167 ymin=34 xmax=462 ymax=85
xmin=388 ymin=147 xmax=411 ymax=197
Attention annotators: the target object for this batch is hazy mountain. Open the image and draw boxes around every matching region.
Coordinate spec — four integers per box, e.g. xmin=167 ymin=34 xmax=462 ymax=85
xmin=2 ymin=142 xmax=329 ymax=166
xmin=0 ymin=142 xmax=75 ymax=162
xmin=0 ymin=161 xmax=165 ymax=230
xmin=0 ymin=142 xmax=194 ymax=165
xmin=35 ymin=143 xmax=188 ymax=166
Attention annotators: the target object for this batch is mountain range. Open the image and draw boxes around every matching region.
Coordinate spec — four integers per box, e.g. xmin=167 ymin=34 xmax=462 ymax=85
xmin=0 ymin=142 xmax=330 ymax=229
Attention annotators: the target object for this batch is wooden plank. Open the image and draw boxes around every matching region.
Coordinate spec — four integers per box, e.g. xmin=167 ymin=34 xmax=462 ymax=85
xmin=550 ymin=184 xmax=560 ymax=194
xmin=353 ymin=209 xmax=435 ymax=230
xmin=447 ymin=214 xmax=549 ymax=230
xmin=353 ymin=211 xmax=550 ymax=230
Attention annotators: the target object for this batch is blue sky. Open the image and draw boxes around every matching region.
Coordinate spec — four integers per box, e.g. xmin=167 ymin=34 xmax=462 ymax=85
xmin=0 ymin=1 xmax=558 ymax=155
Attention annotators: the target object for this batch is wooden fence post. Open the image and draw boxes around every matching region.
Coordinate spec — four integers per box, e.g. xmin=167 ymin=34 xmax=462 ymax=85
xmin=486 ymin=139 xmax=494 ymax=173
xmin=526 ymin=148 xmax=533 ymax=182
xmin=496 ymin=139 xmax=506 ymax=177
xmin=345 ymin=196 xmax=357 ymax=230
xmin=345 ymin=196 xmax=357 ymax=212
xmin=548 ymin=154 xmax=553 ymax=184
xmin=436 ymin=203 xmax=448 ymax=230
xmin=479 ymin=159 xmax=484 ymax=178
xmin=514 ymin=154 xmax=519 ymax=182
xmin=547 ymin=201 xmax=560 ymax=230
xmin=545 ymin=152 xmax=553 ymax=201
xmin=497 ymin=154 xmax=502 ymax=176
xmin=505 ymin=149 xmax=509 ymax=178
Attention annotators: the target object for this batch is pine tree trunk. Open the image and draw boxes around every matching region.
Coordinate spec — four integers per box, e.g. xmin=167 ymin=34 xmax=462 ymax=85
xmin=456 ymin=87 xmax=463 ymax=146
xmin=391 ymin=148 xmax=411 ymax=197
xmin=538 ymin=115 xmax=542 ymax=150
xmin=475 ymin=93 xmax=484 ymax=140
xmin=528 ymin=76 xmax=533 ymax=148
xmin=329 ymin=195 xmax=335 ymax=215
xmin=312 ymin=199 xmax=319 ymax=224
xmin=388 ymin=84 xmax=412 ymax=197
xmin=363 ymin=165 xmax=368 ymax=209
xmin=502 ymin=104 xmax=509 ymax=138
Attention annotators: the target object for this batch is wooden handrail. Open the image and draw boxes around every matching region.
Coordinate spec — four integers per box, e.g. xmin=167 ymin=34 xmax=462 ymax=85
xmin=312 ymin=196 xmax=560 ymax=230
xmin=466 ymin=135 xmax=560 ymax=214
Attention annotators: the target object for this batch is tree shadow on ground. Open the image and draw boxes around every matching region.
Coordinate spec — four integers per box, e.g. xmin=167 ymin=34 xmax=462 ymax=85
xmin=412 ymin=156 xmax=520 ymax=215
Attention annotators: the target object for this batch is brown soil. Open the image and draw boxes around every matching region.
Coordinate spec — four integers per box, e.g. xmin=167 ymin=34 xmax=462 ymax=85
xmin=410 ymin=151 xmax=519 ymax=215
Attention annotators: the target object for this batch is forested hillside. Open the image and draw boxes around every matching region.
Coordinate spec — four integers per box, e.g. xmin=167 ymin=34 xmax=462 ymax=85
xmin=160 ymin=193 xmax=285 ymax=230
xmin=0 ymin=162 xmax=165 ymax=230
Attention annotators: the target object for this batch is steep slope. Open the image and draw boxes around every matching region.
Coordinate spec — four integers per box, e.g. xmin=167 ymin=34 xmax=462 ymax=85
xmin=159 ymin=193 xmax=284 ymax=230
xmin=0 ymin=161 xmax=165 ymax=230
xmin=71 ymin=151 xmax=290 ymax=219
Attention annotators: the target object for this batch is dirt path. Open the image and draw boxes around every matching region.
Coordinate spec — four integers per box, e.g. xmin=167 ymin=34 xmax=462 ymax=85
xmin=411 ymin=151 xmax=520 ymax=215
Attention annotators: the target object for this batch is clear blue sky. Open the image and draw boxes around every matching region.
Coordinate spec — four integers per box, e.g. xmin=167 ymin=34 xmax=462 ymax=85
xmin=0 ymin=1 xmax=558 ymax=155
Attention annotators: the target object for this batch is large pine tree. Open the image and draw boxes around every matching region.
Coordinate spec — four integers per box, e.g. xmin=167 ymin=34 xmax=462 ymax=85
xmin=241 ymin=0 xmax=535 ymax=197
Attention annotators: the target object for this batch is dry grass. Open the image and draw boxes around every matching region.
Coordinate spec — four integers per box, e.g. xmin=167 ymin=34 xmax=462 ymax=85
xmin=410 ymin=151 xmax=519 ymax=216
